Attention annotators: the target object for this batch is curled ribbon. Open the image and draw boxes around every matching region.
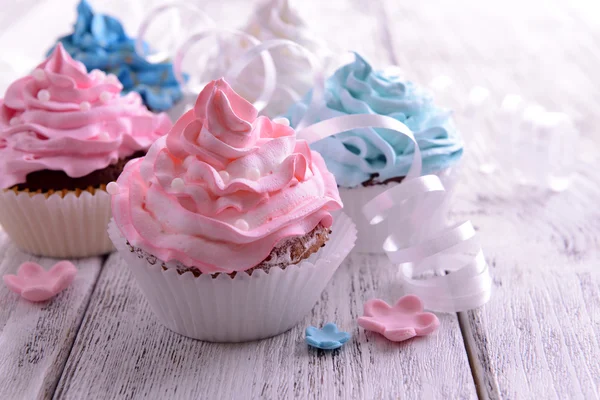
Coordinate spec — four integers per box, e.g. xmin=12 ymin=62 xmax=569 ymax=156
xmin=297 ymin=114 xmax=492 ymax=312
xmin=136 ymin=5 xmax=325 ymax=117
xmin=136 ymin=2 xmax=215 ymax=64
xmin=171 ymin=29 xmax=276 ymax=113
xmin=225 ymin=39 xmax=324 ymax=129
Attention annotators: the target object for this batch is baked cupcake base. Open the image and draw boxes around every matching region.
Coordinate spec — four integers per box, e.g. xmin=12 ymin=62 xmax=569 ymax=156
xmin=108 ymin=213 xmax=356 ymax=343
xmin=341 ymin=165 xmax=461 ymax=253
xmin=127 ymin=224 xmax=331 ymax=278
xmin=0 ymin=152 xmax=146 ymax=258
xmin=0 ymin=187 xmax=113 ymax=258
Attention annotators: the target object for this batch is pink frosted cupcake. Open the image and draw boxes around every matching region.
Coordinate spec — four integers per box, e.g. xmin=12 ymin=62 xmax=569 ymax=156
xmin=108 ymin=78 xmax=356 ymax=342
xmin=0 ymin=44 xmax=172 ymax=258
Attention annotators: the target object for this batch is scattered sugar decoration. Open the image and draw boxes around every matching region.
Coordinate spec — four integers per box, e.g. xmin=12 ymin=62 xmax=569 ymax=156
xmin=106 ymin=181 xmax=120 ymax=195
xmin=98 ymin=132 xmax=110 ymax=141
xmin=37 ymin=89 xmax=50 ymax=101
xmin=171 ymin=177 xmax=185 ymax=191
xmin=273 ymin=117 xmax=290 ymax=126
xmin=80 ymin=101 xmax=91 ymax=111
xmin=357 ymin=295 xmax=439 ymax=342
xmin=234 ymin=219 xmax=250 ymax=231
xmin=3 ymin=261 xmax=77 ymax=302
xmin=305 ymin=323 xmax=351 ymax=350
xmin=219 ymin=170 xmax=230 ymax=183
xmin=99 ymin=91 xmax=111 ymax=103
xmin=32 ymin=68 xmax=46 ymax=82
xmin=246 ymin=167 xmax=261 ymax=181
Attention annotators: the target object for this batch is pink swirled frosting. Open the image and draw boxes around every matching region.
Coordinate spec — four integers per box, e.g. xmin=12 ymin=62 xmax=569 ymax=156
xmin=0 ymin=43 xmax=172 ymax=189
xmin=112 ymin=78 xmax=342 ymax=273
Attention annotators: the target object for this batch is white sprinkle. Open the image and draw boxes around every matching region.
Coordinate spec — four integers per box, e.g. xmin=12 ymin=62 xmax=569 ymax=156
xmin=98 ymin=132 xmax=110 ymax=141
xmin=9 ymin=117 xmax=20 ymax=126
xmin=32 ymin=69 xmax=46 ymax=82
xmin=171 ymin=177 xmax=185 ymax=191
xmin=219 ymin=170 xmax=230 ymax=183
xmin=80 ymin=101 xmax=91 ymax=111
xmin=246 ymin=167 xmax=261 ymax=181
xmin=106 ymin=182 xmax=120 ymax=195
xmin=234 ymin=219 xmax=249 ymax=231
xmin=37 ymin=89 xmax=50 ymax=102
xmin=99 ymin=91 xmax=111 ymax=103
xmin=273 ymin=117 xmax=290 ymax=126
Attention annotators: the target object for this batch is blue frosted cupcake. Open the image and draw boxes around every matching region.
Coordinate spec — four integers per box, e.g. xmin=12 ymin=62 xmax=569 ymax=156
xmin=284 ymin=53 xmax=463 ymax=252
xmin=49 ymin=0 xmax=182 ymax=112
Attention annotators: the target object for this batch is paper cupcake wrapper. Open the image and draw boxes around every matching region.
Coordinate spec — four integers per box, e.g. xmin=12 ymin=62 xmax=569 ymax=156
xmin=108 ymin=213 xmax=357 ymax=343
xmin=0 ymin=189 xmax=114 ymax=258
xmin=339 ymin=166 xmax=460 ymax=253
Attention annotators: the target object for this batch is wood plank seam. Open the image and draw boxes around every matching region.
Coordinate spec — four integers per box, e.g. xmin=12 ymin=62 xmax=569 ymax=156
xmin=458 ymin=311 xmax=494 ymax=400
xmin=48 ymin=254 xmax=108 ymax=399
xmin=374 ymin=2 xmax=486 ymax=399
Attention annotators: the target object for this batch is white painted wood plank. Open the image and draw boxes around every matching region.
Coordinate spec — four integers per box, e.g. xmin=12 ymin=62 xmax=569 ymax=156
xmin=0 ymin=230 xmax=102 ymax=399
xmin=381 ymin=0 xmax=600 ymax=398
xmin=55 ymin=252 xmax=476 ymax=399
xmin=455 ymin=163 xmax=600 ymax=399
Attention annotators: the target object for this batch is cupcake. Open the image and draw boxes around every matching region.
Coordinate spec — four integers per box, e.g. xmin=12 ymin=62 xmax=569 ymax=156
xmin=49 ymin=0 xmax=183 ymax=112
xmin=285 ymin=53 xmax=463 ymax=252
xmin=108 ymin=78 xmax=355 ymax=342
xmin=232 ymin=0 xmax=331 ymax=117
xmin=0 ymin=43 xmax=172 ymax=258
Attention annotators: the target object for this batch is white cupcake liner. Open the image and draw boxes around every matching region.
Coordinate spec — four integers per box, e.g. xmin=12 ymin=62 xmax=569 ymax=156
xmin=339 ymin=166 xmax=460 ymax=253
xmin=108 ymin=213 xmax=357 ymax=342
xmin=0 ymin=189 xmax=114 ymax=258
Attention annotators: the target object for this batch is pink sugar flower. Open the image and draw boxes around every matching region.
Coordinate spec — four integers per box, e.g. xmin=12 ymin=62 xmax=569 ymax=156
xmin=358 ymin=295 xmax=440 ymax=342
xmin=3 ymin=261 xmax=77 ymax=302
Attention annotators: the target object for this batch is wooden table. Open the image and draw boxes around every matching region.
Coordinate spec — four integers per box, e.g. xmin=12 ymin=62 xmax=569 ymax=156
xmin=1 ymin=0 xmax=598 ymax=398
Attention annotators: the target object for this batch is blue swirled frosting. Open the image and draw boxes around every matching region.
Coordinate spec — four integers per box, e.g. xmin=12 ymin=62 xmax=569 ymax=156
xmin=284 ymin=53 xmax=463 ymax=188
xmin=48 ymin=0 xmax=182 ymax=111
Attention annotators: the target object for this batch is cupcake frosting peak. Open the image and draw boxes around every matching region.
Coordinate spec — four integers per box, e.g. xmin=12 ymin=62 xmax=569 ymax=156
xmin=285 ymin=53 xmax=463 ymax=188
xmin=197 ymin=79 xmax=256 ymax=142
xmin=50 ymin=0 xmax=183 ymax=111
xmin=0 ymin=43 xmax=172 ymax=189
xmin=112 ymin=78 xmax=342 ymax=273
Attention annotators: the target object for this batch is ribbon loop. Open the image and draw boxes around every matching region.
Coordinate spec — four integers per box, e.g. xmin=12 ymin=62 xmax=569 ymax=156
xmin=136 ymin=2 xmax=214 ymax=64
xmin=295 ymin=108 xmax=491 ymax=312
xmin=226 ymin=39 xmax=324 ymax=126
xmin=173 ymin=29 xmax=276 ymax=113
xmin=297 ymin=114 xmax=422 ymax=179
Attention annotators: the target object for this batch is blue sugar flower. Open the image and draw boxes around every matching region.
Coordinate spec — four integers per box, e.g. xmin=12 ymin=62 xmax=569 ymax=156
xmin=49 ymin=0 xmax=183 ymax=111
xmin=305 ymin=323 xmax=351 ymax=350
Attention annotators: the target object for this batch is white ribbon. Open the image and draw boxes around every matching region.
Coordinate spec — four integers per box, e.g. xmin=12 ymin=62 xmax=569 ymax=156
xmin=225 ymin=39 xmax=325 ymax=129
xmin=171 ymin=29 xmax=277 ymax=113
xmin=297 ymin=114 xmax=492 ymax=313
xmin=136 ymin=5 xmax=324 ymax=117
xmin=135 ymin=2 xmax=215 ymax=64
